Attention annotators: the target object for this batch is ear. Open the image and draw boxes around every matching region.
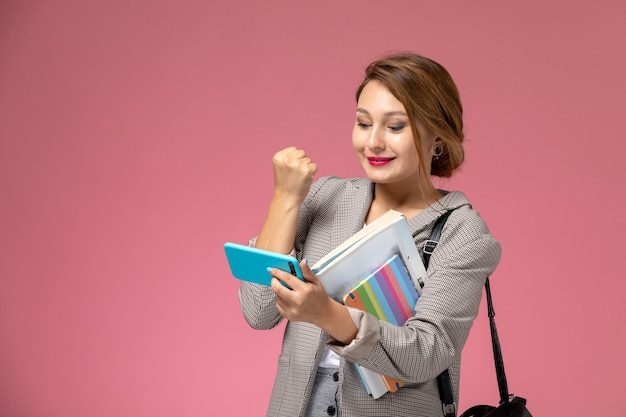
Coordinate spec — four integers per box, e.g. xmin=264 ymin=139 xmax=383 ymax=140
xmin=432 ymin=137 xmax=443 ymax=151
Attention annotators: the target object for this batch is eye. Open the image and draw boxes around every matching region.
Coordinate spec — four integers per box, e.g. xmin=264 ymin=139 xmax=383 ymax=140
xmin=356 ymin=121 xmax=371 ymax=129
xmin=389 ymin=124 xmax=405 ymax=132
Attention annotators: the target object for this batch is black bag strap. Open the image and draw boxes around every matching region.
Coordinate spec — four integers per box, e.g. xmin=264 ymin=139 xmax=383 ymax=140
xmin=422 ymin=209 xmax=454 ymax=269
xmin=485 ymin=277 xmax=510 ymax=405
xmin=422 ymin=209 xmax=457 ymax=417
xmin=424 ymin=207 xmax=512 ymax=417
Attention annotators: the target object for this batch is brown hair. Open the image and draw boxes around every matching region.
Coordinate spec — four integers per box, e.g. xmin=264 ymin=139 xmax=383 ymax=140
xmin=355 ymin=52 xmax=465 ymax=179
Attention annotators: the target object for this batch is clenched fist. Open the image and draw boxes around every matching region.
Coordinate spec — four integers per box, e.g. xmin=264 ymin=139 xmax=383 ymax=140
xmin=271 ymin=147 xmax=318 ymax=204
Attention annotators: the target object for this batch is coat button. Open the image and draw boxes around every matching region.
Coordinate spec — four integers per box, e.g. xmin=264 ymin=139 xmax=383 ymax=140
xmin=332 ymin=372 xmax=339 ymax=382
xmin=327 ymin=405 xmax=336 ymax=416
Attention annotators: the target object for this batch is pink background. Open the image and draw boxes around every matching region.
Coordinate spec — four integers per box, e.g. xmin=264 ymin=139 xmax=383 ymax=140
xmin=1 ymin=1 xmax=625 ymax=416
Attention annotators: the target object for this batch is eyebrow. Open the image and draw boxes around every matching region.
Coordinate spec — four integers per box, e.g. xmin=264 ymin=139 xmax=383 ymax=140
xmin=356 ymin=108 xmax=408 ymax=117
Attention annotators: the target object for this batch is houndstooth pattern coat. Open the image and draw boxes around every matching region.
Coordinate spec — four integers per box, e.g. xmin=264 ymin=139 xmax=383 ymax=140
xmin=238 ymin=176 xmax=501 ymax=417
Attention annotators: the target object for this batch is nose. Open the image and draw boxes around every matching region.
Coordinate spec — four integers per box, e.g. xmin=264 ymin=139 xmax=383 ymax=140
xmin=366 ymin=126 xmax=385 ymax=150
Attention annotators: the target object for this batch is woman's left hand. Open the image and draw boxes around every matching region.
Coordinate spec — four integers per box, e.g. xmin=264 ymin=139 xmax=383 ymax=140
xmin=269 ymin=260 xmax=358 ymax=344
xmin=269 ymin=260 xmax=333 ymax=325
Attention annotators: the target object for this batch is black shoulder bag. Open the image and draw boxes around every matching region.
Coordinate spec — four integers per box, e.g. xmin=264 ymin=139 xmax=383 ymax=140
xmin=423 ymin=210 xmax=532 ymax=417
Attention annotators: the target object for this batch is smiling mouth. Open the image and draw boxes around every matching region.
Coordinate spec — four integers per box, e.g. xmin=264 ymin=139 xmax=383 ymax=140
xmin=367 ymin=156 xmax=395 ymax=166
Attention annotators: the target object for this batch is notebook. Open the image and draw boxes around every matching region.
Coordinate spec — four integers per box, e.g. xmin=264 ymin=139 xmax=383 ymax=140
xmin=342 ymin=253 xmax=419 ymax=395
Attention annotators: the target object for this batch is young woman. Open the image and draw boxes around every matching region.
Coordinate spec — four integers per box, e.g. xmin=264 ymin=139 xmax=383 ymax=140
xmin=238 ymin=52 xmax=501 ymax=417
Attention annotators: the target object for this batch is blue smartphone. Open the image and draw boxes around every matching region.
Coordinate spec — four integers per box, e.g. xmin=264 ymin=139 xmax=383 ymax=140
xmin=224 ymin=242 xmax=303 ymax=287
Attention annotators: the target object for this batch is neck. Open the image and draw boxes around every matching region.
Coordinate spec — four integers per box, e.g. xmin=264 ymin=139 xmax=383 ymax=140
xmin=367 ymin=182 xmax=443 ymax=222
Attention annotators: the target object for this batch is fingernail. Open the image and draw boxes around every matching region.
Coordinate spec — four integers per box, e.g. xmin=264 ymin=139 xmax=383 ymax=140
xmin=266 ymin=266 xmax=273 ymax=272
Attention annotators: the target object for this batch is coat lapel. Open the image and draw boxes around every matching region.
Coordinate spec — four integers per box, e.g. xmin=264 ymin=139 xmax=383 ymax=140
xmin=329 ymin=178 xmax=373 ymax=252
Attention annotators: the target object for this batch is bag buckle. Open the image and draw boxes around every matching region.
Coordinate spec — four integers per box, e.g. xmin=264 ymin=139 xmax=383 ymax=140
xmin=423 ymin=240 xmax=438 ymax=255
xmin=442 ymin=402 xmax=457 ymax=417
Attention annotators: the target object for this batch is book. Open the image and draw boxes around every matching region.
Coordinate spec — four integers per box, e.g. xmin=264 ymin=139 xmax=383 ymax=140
xmin=342 ymin=254 xmax=418 ymax=327
xmin=310 ymin=209 xmax=426 ymax=399
xmin=311 ymin=209 xmax=426 ymax=302
xmin=342 ymin=254 xmax=419 ymax=396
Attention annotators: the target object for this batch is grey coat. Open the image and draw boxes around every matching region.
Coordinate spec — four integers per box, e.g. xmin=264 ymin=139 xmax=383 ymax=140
xmin=239 ymin=176 xmax=502 ymax=417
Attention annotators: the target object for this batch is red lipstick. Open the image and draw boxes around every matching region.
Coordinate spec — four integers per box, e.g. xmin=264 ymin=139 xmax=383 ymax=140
xmin=367 ymin=156 xmax=395 ymax=166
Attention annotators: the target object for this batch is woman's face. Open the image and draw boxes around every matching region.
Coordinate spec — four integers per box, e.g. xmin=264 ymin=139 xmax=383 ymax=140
xmin=352 ymin=81 xmax=437 ymax=186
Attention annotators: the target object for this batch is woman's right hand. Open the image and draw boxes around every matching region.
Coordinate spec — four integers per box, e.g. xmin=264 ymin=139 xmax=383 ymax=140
xmin=271 ymin=147 xmax=318 ymax=204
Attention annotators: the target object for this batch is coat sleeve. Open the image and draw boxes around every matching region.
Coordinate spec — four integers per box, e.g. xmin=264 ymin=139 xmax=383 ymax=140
xmin=327 ymin=209 xmax=502 ymax=383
